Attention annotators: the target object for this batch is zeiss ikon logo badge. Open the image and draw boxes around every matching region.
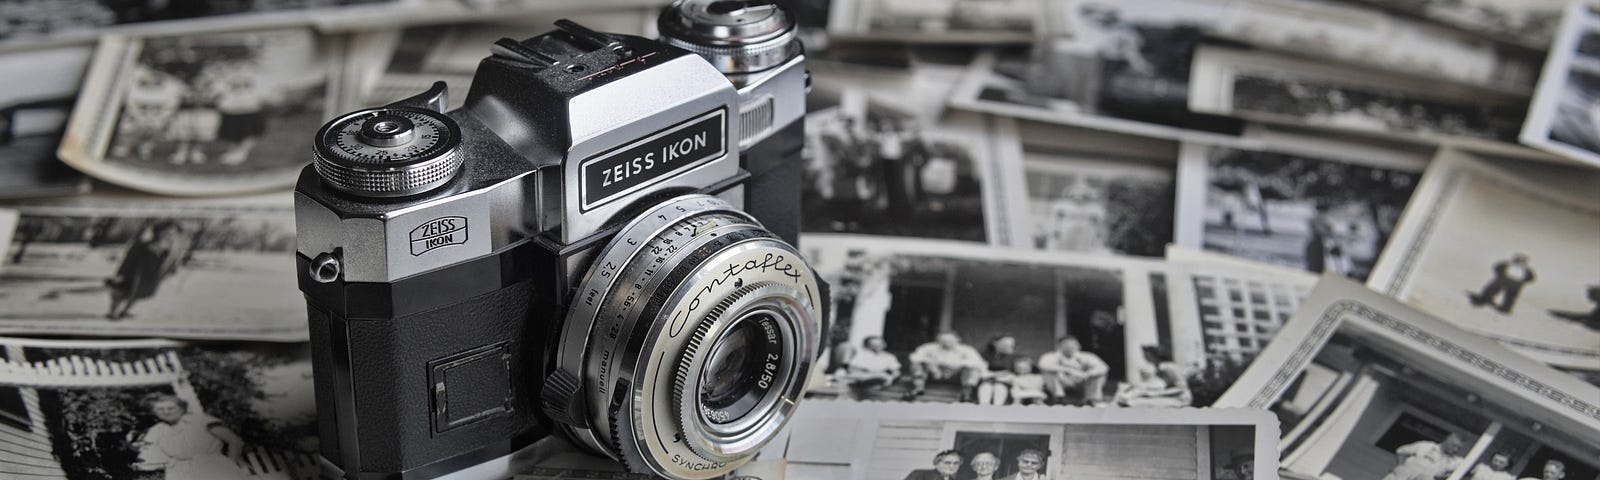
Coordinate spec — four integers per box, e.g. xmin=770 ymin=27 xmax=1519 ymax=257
xmin=579 ymin=108 xmax=727 ymax=211
xmin=410 ymin=216 xmax=467 ymax=255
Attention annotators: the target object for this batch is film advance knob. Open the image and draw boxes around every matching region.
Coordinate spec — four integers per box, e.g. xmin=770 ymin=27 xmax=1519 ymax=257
xmin=312 ymin=106 xmax=463 ymax=198
xmin=658 ymin=0 xmax=799 ymax=74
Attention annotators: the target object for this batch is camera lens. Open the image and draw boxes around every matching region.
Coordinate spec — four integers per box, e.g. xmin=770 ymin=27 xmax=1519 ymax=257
xmin=699 ymin=314 xmax=767 ymax=415
xmin=694 ymin=308 xmax=790 ymax=431
xmin=548 ymin=195 xmax=822 ymax=479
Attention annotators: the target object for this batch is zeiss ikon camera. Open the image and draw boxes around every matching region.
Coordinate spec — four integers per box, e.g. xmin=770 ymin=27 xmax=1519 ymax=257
xmin=293 ymin=2 xmax=824 ymax=478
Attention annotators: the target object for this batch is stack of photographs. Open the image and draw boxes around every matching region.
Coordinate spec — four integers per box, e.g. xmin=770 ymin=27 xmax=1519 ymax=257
xmin=4 ymin=0 xmax=1600 ymax=479
xmin=786 ymin=1 xmax=1600 ymax=478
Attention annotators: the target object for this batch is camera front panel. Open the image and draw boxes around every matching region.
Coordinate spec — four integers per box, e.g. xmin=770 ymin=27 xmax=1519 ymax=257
xmin=297 ymin=238 xmax=558 ymax=479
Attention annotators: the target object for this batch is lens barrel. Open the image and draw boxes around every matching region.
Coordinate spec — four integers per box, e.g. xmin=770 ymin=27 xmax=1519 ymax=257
xmin=546 ymin=195 xmax=822 ymax=479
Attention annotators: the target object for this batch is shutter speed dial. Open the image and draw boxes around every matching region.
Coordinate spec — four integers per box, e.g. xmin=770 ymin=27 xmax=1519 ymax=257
xmin=313 ymin=106 xmax=463 ymax=198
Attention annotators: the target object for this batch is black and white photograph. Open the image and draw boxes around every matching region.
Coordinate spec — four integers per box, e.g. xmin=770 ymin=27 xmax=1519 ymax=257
xmin=0 ymin=0 xmax=398 ymax=48
xmin=1198 ymin=0 xmax=1539 ymax=91
xmin=1162 ymin=249 xmax=1317 ymax=408
xmin=825 ymin=0 xmax=1047 ymax=44
xmin=1188 ymin=45 xmax=1530 ymax=150
xmin=0 ymin=206 xmax=305 ymax=341
xmin=949 ymin=0 xmax=1532 ymax=145
xmin=1216 ymin=278 xmax=1600 ymax=480
xmin=803 ymin=87 xmax=1006 ymax=243
xmin=802 ymin=235 xmax=1172 ymax=408
xmin=1368 ymin=149 xmax=1600 ymax=373
xmin=0 ymin=337 xmax=317 ymax=480
xmin=949 ymin=41 xmax=1246 ymax=145
xmin=3 ymin=1 xmax=1600 ymax=479
xmin=1522 ymin=2 xmax=1600 ymax=169
xmin=773 ymin=400 xmax=1276 ymax=480
xmin=59 ymin=28 xmax=341 ymax=196
xmin=1015 ymin=142 xmax=1174 ymax=257
xmin=1348 ymin=0 xmax=1566 ymax=49
xmin=1176 ymin=142 xmax=1424 ymax=281
xmin=0 ymin=45 xmax=91 ymax=199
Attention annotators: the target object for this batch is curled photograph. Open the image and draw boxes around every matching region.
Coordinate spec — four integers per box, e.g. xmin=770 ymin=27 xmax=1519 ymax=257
xmin=59 ymin=28 xmax=340 ymax=196
xmin=0 ymin=337 xmax=317 ymax=480
xmin=1367 ymin=149 xmax=1600 ymax=374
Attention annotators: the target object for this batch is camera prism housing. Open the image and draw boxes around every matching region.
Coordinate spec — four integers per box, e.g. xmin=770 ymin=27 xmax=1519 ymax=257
xmin=293 ymin=3 xmax=824 ymax=479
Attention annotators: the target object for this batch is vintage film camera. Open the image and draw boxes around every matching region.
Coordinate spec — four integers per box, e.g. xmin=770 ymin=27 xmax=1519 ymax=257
xmin=293 ymin=2 xmax=824 ymax=478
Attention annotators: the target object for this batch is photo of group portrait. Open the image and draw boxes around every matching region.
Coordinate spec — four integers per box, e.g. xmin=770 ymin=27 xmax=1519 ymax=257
xmin=773 ymin=401 xmax=1276 ymax=480
xmin=810 ymin=240 xmax=1134 ymax=407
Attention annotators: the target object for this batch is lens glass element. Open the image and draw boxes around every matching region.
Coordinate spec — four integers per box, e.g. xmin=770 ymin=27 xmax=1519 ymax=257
xmin=698 ymin=311 xmax=783 ymax=425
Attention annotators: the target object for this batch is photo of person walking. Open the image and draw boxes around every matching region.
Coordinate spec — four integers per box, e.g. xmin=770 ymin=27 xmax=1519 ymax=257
xmin=1468 ymin=254 xmax=1537 ymax=314
xmin=104 ymin=220 xmax=185 ymax=320
xmin=0 ymin=208 xmax=303 ymax=340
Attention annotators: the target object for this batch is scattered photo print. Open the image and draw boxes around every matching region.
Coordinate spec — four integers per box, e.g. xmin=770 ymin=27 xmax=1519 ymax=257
xmin=1522 ymin=2 xmax=1600 ymax=168
xmin=775 ymin=401 xmax=1276 ymax=480
xmin=1021 ymin=150 xmax=1173 ymax=257
xmin=1368 ymin=149 xmax=1600 ymax=372
xmin=0 ymin=207 xmax=304 ymax=341
xmin=1184 ymin=144 xmax=1421 ymax=281
xmin=0 ymin=338 xmax=316 ymax=480
xmin=60 ymin=28 xmax=340 ymax=195
xmin=802 ymin=88 xmax=1004 ymax=243
xmin=1217 ymin=279 xmax=1600 ymax=480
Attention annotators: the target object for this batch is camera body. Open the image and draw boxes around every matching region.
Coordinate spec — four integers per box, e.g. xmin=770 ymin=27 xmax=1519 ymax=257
xmin=294 ymin=4 xmax=821 ymax=479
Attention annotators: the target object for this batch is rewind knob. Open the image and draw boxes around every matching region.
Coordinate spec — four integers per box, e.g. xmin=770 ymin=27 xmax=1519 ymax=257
xmin=312 ymin=106 xmax=463 ymax=198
